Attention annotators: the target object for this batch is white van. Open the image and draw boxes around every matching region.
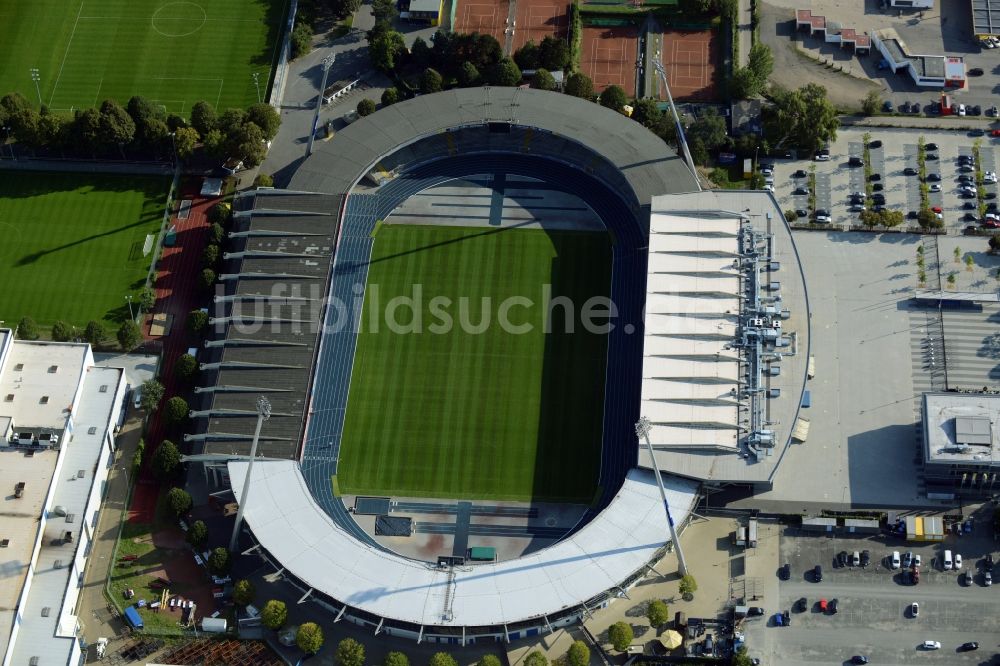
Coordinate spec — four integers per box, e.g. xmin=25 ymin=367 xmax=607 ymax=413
xmin=943 ymin=550 xmax=953 ymax=570
xmin=891 ymin=551 xmax=901 ymax=569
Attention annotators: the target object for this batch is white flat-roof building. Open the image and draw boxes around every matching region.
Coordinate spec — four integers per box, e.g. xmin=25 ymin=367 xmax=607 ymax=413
xmin=0 ymin=331 xmax=127 ymax=666
xmin=923 ymin=392 xmax=1000 ymax=496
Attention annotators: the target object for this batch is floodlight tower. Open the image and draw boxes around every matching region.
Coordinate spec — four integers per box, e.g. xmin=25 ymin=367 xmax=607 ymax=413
xmin=229 ymin=396 xmax=272 ymax=552
xmin=306 ymin=55 xmax=335 ymax=157
xmin=652 ymin=60 xmax=699 ymax=191
xmin=636 ymin=416 xmax=689 ymax=575
xmin=252 ymin=72 xmax=262 ymax=104
xmin=29 ymin=68 xmax=42 ymax=106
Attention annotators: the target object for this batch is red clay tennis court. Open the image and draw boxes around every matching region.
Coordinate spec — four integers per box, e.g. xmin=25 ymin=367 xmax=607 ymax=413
xmin=512 ymin=0 xmax=568 ymax=52
xmin=659 ymin=29 xmax=718 ymax=101
xmin=581 ymin=25 xmax=638 ymax=97
xmin=454 ymin=0 xmax=509 ymax=45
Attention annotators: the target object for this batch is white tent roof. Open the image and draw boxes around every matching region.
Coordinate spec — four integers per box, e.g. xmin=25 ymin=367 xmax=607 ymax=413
xmin=640 ymin=207 xmax=743 ymax=451
xmin=228 ymin=461 xmax=698 ymax=627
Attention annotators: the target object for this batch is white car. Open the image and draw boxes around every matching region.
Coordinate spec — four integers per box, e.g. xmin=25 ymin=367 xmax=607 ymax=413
xmin=851 ymin=191 xmax=866 ymax=199
xmin=761 ymin=165 xmax=774 ymax=176
xmin=815 ymin=211 xmax=832 ymax=223
xmin=985 ymin=171 xmax=998 ymax=183
xmin=929 ymin=184 xmax=942 ymax=192
xmin=954 ymin=553 xmax=962 ymax=570
xmin=910 ymin=602 xmax=919 ymax=617
xmin=913 ymin=554 xmax=922 ymax=567
xmin=921 ymin=640 xmax=941 ymax=650
xmin=891 ymin=551 xmax=901 ymax=569
xmin=959 ymin=104 xmax=967 ymax=116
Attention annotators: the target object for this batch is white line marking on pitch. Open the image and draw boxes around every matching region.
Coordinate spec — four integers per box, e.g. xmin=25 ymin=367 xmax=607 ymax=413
xmin=48 ymin=0 xmax=86 ymax=108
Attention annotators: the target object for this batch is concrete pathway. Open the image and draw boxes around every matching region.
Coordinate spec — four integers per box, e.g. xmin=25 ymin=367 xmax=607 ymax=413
xmin=738 ymin=0 xmax=752 ymax=67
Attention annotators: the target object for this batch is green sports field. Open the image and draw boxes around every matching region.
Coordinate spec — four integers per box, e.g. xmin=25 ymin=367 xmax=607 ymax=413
xmin=338 ymin=224 xmax=612 ymax=503
xmin=0 ymin=172 xmax=170 ymax=330
xmin=0 ymin=0 xmax=287 ymax=113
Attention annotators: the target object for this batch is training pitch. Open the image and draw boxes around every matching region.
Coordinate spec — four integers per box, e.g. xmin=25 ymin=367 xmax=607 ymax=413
xmin=338 ymin=224 xmax=612 ymax=503
xmin=0 ymin=0 xmax=287 ymax=114
xmin=0 ymin=172 xmax=170 ymax=330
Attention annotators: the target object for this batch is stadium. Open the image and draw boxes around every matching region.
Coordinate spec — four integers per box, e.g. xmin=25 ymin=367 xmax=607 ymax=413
xmin=189 ymin=88 xmax=809 ymax=643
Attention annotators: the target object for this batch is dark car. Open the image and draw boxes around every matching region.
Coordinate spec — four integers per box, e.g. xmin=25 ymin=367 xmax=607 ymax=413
xmin=883 ymin=100 xmax=894 ymax=112
xmin=959 ymin=642 xmax=979 ymax=652
xmin=793 ymin=169 xmax=808 ymax=178
xmin=748 ymin=606 xmax=765 ymax=616
xmin=829 ymin=598 xmax=838 ymax=614
xmin=972 ymin=105 xmax=982 ymax=115
xmin=965 ymin=212 xmax=980 ymax=221
xmin=926 ymin=142 xmax=939 ymax=151
xmin=872 ymin=183 xmax=884 ymax=191
xmin=793 ymin=187 xmax=810 ymax=195
xmin=872 ymin=194 xmax=886 ymax=204
xmin=852 ymin=657 xmax=869 ymax=665
xmin=849 ymin=156 xmax=865 ymax=166
xmin=900 ymin=102 xmax=911 ymax=113
xmin=988 ymin=202 xmax=999 ymax=211
xmin=959 ymin=174 xmax=975 ymax=182
xmin=780 ymin=563 xmax=791 ymax=580
xmin=926 ymin=173 xmax=941 ymax=181
xmin=965 ymin=225 xmax=982 ymax=234
xmin=796 ymin=597 xmax=807 ymax=612
xmin=869 ymin=139 xmax=883 ymax=148
xmin=869 ymin=173 xmax=881 ymax=181
xmin=987 ymin=192 xmax=998 ymax=199
xmin=813 ymin=565 xmax=823 ymax=582
xmin=782 ymin=610 xmax=790 ymax=626
xmin=910 ymin=103 xmax=921 ymax=114
xmin=970 ymin=128 xmax=986 ymax=137
xmin=908 ymin=210 xmax=918 ymax=219
xmin=985 ymin=554 xmax=995 ymax=571
xmin=837 ymin=551 xmax=848 ymax=567
xmin=964 ymin=201 xmax=977 ymax=209
xmin=969 ymin=67 xmax=985 ymax=76
xmin=962 ymin=190 xmax=978 ymax=199
xmin=795 ymin=209 xmax=808 ymax=218
xmin=904 ymin=167 xmax=918 ymax=175
xmin=926 ymin=152 xmax=938 ymax=160
xmin=861 ymin=550 xmax=871 ymax=567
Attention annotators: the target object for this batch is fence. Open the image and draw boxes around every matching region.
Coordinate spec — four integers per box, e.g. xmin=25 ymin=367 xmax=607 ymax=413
xmin=268 ymin=0 xmax=299 ymax=109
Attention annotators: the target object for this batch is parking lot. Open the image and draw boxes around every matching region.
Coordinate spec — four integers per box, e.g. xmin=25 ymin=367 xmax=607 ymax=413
xmin=771 ymin=127 xmax=1000 ymax=230
xmin=743 ymin=514 xmax=1000 ymax=665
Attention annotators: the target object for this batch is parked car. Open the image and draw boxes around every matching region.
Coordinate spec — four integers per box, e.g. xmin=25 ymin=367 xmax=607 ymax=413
xmin=904 ymin=167 xmax=918 ymax=175
xmin=959 ymin=642 xmax=980 ymax=651
xmin=959 ymin=164 xmax=975 ymax=172
xmin=903 ymin=552 xmax=913 ymax=569
xmin=793 ymin=187 xmax=810 ymax=195
xmin=969 ymin=67 xmax=985 ymax=76
xmin=985 ymin=554 xmax=994 ymax=571
xmin=795 ymin=209 xmax=809 ymax=218
xmin=985 ymin=171 xmax=998 ymax=183
xmin=773 ymin=612 xmax=784 ymax=626
xmin=959 ymin=174 xmax=975 ymax=182
xmin=910 ymin=602 xmax=919 ymax=617
xmin=849 ymin=156 xmax=865 ymax=166
xmin=813 ymin=564 xmax=823 ymax=582
xmin=815 ymin=150 xmax=831 ymax=161
xmin=851 ymin=551 xmax=861 ymax=567
xmin=985 ymin=570 xmax=993 ymax=586
xmin=991 ymin=129 xmax=1000 ymax=137
xmin=926 ymin=152 xmax=938 ymax=160
xmin=954 ymin=553 xmax=963 ymax=570
xmin=869 ymin=139 xmax=883 ymax=148
xmin=837 ymin=551 xmax=848 ymax=567
xmin=861 ymin=550 xmax=871 ymax=567
xmin=819 ymin=598 xmax=828 ymax=612
xmin=929 ymin=184 xmax=942 ymax=192
xmin=796 ymin=597 xmax=807 ymax=612
xmin=921 ymin=640 xmax=941 ymax=650
xmin=891 ymin=551 xmax=901 ymax=569
xmin=828 ymin=598 xmax=838 ymax=614
xmin=883 ymin=100 xmax=894 ymax=112
xmin=793 ymin=169 xmax=808 ymax=178
xmin=869 ymin=173 xmax=881 ymax=181
xmin=872 ymin=194 xmax=886 ymax=204
xmin=850 ymin=204 xmax=866 ymax=212
xmin=970 ymin=128 xmax=986 ymax=137
xmin=851 ymin=657 xmax=869 ymax=665
xmin=815 ymin=210 xmax=831 ymax=223
xmin=959 ymin=103 xmax=967 ymax=116
xmin=926 ymin=142 xmax=939 ymax=151
xmin=748 ymin=606 xmax=765 ymax=616
xmin=926 ymin=173 xmax=941 ymax=181
xmin=872 ymin=183 xmax=884 ymax=191
xmin=780 ymin=563 xmax=791 ymax=580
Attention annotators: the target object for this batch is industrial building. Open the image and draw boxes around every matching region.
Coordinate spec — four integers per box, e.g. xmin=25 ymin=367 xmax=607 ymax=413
xmin=922 ymin=391 xmax=1000 ymax=498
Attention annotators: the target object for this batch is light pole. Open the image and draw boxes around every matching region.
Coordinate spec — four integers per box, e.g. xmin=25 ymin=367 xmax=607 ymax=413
xmin=29 ymin=68 xmax=41 ymax=106
xmin=652 ymin=60 xmax=699 ymax=190
xmin=229 ymin=396 xmax=271 ymax=553
xmin=125 ymin=295 xmax=134 ymax=320
xmin=636 ymin=416 xmax=689 ymax=575
xmin=167 ymin=131 xmax=177 ymax=165
xmin=307 ymin=55 xmax=335 ymax=157
xmin=252 ymin=72 xmax=262 ymax=104
xmin=1 ymin=126 xmax=13 ymax=160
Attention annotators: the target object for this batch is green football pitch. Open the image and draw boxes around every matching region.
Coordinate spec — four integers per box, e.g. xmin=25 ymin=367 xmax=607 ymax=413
xmin=338 ymin=224 xmax=612 ymax=503
xmin=0 ymin=0 xmax=287 ymax=114
xmin=0 ymin=172 xmax=170 ymax=330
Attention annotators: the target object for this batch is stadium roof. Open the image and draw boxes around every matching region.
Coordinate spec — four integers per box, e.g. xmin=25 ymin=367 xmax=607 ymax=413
xmin=229 ymin=460 xmax=698 ymax=628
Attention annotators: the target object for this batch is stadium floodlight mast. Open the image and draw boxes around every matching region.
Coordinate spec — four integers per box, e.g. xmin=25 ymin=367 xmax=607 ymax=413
xmin=307 ymin=55 xmax=335 ymax=157
xmin=635 ymin=416 xmax=689 ymax=575
xmin=125 ymin=295 xmax=134 ymax=320
xmin=228 ymin=396 xmax=272 ymax=552
xmin=252 ymin=72 xmax=262 ymax=104
xmin=29 ymin=68 xmax=41 ymax=106
xmin=652 ymin=60 xmax=699 ymax=191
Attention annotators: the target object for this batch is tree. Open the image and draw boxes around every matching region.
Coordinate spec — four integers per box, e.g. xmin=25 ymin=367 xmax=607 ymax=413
xmin=200 ymin=268 xmax=217 ymax=292
xmin=732 ymin=647 xmax=756 ymax=666
xmin=138 ymin=286 xmax=156 ymax=312
xmin=608 ymin=621 xmax=633 ymax=651
xmin=254 ymin=173 xmax=274 ymax=188
xmin=16 ymin=316 xmax=39 ymax=340
xmin=51 ymin=320 xmax=74 ymax=342
xmin=679 ymin=573 xmax=698 ymax=597
xmin=336 ymin=638 xmax=365 ymax=666
xmin=233 ymin=579 xmax=256 ymax=607
xmin=687 ymin=108 xmax=728 ymax=150
xmin=209 ymin=222 xmax=225 ymax=244
xmin=630 ymin=98 xmax=661 ymax=129
xmin=151 ymin=439 xmax=181 ymax=480
xmin=291 ymin=20 xmax=313 ymax=59
xmin=384 ymin=652 xmax=410 ymax=666
xmin=117 ymin=320 xmax=142 ymax=350
xmin=208 ymin=547 xmax=231 ymax=574
xmin=477 ymin=656 xmax=501 ymax=666
xmin=745 ymin=43 xmax=773 ymax=93
xmin=917 ymin=207 xmax=942 ymax=229
xmin=372 ymin=0 xmax=398 ymax=23
xmin=173 ymin=126 xmax=199 ymax=160
xmin=229 ymin=121 xmax=267 ymax=168
xmin=369 ymin=30 xmax=406 ymax=72
xmin=954 ymin=245 xmax=962 ymax=262
xmin=166 ymin=487 xmax=192 ymax=518
xmin=646 ymin=599 xmax=670 ymax=628
xmin=188 ymin=309 xmax=208 ymax=333
xmin=947 ymin=272 xmax=957 ymax=288
xmin=83 ymin=320 xmax=106 ymax=347
xmin=524 ymin=652 xmax=547 ymax=666
xmin=514 ymin=40 xmax=541 ymax=71
xmin=297 ymin=623 xmax=324 ymax=655
xmin=166 ymin=113 xmax=188 ymax=132
xmin=567 ymin=641 xmax=590 ymax=666
xmin=165 ymin=396 xmax=189 ymax=425
xmin=428 ymin=653 xmax=457 ymax=666
xmin=490 ymin=57 xmax=522 ymax=86
xmin=531 ymin=68 xmax=556 ymax=91
xmin=862 ymin=90 xmax=882 ymax=116
xmin=175 ymin=353 xmax=199 ymax=382
xmin=990 ymin=233 xmax=1000 ymax=252
xmin=98 ymin=99 xmax=137 ymax=150
xmin=357 ymin=98 xmax=376 ymax=117
xmin=202 ymin=243 xmax=220 ymax=268
xmin=966 ymin=254 xmax=975 ymax=271
xmin=208 ymin=201 xmax=232 ymax=225
xmin=219 ymin=108 xmax=247 ymax=135
xmin=421 ymin=68 xmax=444 ymax=94
xmin=763 ymin=83 xmax=839 ymax=151
xmin=381 ymin=88 xmax=400 ymax=106
xmin=538 ymin=35 xmax=570 ymax=71
xmin=203 ymin=128 xmax=227 ymax=159
xmin=679 ymin=0 xmax=714 ymax=15
xmin=599 ymin=85 xmax=628 ymax=111
xmin=262 ymin=599 xmax=288 ymax=629
xmin=72 ymin=108 xmax=102 ymax=154
xmin=140 ymin=379 xmax=164 ymax=411
xmin=564 ymin=72 xmax=594 ymax=99
xmin=247 ymin=103 xmax=281 ymax=141
xmin=410 ymin=37 xmax=432 ymax=67
xmin=457 ymin=61 xmax=481 ymax=87
xmin=187 ymin=519 xmax=208 ymax=548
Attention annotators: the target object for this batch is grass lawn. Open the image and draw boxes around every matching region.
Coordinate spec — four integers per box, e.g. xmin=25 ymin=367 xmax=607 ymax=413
xmin=0 ymin=172 xmax=170 ymax=330
xmin=0 ymin=0 xmax=287 ymax=114
xmin=338 ymin=224 xmax=612 ymax=503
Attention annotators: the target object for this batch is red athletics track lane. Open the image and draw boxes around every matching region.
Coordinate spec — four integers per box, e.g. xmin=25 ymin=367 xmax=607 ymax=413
xmin=454 ymin=0 xmax=509 ymax=45
xmin=659 ymin=29 xmax=719 ymax=101
xmin=581 ymin=25 xmax=639 ymax=98
xmin=512 ymin=0 xmax=568 ymax=52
